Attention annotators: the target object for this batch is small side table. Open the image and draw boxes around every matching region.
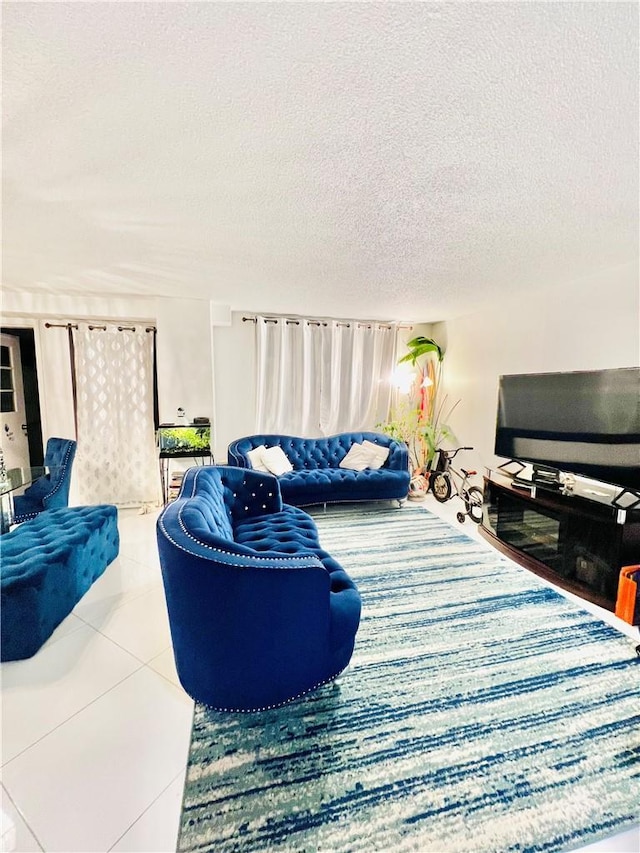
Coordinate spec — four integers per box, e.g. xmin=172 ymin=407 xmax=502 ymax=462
xmin=159 ymin=450 xmax=213 ymax=505
xmin=157 ymin=423 xmax=213 ymax=504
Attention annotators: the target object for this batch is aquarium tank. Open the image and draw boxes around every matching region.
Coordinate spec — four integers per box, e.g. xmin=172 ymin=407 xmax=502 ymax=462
xmin=157 ymin=425 xmax=211 ymax=455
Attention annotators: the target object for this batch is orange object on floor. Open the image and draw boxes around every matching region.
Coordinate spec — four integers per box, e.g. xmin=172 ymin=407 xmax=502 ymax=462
xmin=615 ymin=565 xmax=640 ymax=626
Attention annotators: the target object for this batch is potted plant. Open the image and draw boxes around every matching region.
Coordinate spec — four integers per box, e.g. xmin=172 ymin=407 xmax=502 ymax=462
xmin=379 ymin=335 xmax=458 ymax=496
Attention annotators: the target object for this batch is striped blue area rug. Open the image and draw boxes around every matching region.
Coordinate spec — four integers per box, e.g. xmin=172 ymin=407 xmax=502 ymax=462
xmin=179 ymin=504 xmax=639 ymax=853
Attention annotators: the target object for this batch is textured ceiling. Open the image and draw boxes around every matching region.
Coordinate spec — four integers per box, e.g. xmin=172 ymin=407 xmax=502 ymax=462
xmin=2 ymin=2 xmax=638 ymax=322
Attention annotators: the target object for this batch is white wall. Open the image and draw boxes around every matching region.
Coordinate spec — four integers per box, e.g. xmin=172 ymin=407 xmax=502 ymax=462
xmin=154 ymin=298 xmax=214 ymax=425
xmin=212 ymin=313 xmax=256 ymax=462
xmin=438 ymin=262 xmax=639 ymax=480
xmin=1 ymin=291 xmax=216 ymax=446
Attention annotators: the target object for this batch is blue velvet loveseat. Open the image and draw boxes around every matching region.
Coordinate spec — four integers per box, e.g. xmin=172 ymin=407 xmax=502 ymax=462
xmin=156 ymin=465 xmax=361 ymax=712
xmin=227 ymin=431 xmax=410 ymax=507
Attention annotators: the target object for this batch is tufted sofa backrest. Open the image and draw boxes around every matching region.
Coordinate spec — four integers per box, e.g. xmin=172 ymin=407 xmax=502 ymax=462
xmin=45 ymin=437 xmax=77 ymax=470
xmin=172 ymin=466 xmax=285 ymax=547
xmin=178 ymin=467 xmax=235 ymax=542
xmin=228 ymin=432 xmax=407 ymax=471
xmin=42 ymin=437 xmax=77 ymax=506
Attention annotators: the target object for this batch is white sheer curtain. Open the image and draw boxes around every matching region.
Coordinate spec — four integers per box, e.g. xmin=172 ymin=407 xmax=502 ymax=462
xmin=37 ymin=321 xmax=80 ymax=503
xmin=255 ymin=319 xmax=322 ymax=435
xmin=72 ymin=324 xmax=160 ymax=506
xmin=37 ymin=321 xmax=76 ymax=442
xmin=255 ymin=316 xmax=397 ymax=436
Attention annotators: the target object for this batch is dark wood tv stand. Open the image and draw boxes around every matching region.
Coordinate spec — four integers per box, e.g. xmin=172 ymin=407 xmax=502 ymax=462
xmin=479 ymin=470 xmax=640 ymax=611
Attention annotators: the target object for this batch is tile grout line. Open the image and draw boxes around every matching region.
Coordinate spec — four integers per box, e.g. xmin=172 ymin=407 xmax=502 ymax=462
xmin=2 ymin=782 xmax=45 ymax=853
xmin=72 ymin=583 xmax=167 ymax=635
xmin=106 ymin=763 xmax=189 ymax=853
xmin=2 ymin=662 xmax=147 ymax=770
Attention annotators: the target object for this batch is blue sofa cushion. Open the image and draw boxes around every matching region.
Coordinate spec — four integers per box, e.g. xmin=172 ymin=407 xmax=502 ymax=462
xmin=233 ymin=505 xmax=356 ymax=593
xmin=234 ymin=505 xmax=321 ymax=555
xmin=277 ymin=466 xmax=410 ymax=504
xmin=1 ymin=505 xmax=119 ymax=661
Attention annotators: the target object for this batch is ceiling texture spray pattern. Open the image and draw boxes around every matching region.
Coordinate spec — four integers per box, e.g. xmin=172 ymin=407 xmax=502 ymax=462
xmin=2 ymin=2 xmax=638 ymax=321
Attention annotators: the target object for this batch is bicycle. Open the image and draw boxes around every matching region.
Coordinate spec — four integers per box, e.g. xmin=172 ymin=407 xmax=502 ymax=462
xmin=430 ymin=446 xmax=484 ymax=524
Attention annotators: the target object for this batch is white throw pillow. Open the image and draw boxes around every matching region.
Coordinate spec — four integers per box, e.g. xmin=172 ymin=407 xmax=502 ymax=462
xmin=246 ymin=445 xmax=269 ymax=472
xmin=362 ymin=440 xmax=390 ymax=469
xmin=339 ymin=443 xmax=373 ymax=472
xmin=261 ymin=445 xmax=294 ymax=476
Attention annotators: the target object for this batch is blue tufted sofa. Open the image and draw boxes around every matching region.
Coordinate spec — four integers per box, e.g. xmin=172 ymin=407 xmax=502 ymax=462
xmin=1 ymin=505 xmax=119 ymax=661
xmin=156 ymin=465 xmax=361 ymax=712
xmin=227 ymin=432 xmax=410 ymax=507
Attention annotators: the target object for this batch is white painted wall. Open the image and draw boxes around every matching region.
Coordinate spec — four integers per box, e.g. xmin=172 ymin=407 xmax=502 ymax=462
xmin=437 ymin=262 xmax=640 ymax=482
xmin=154 ymin=297 xmax=213 ymax=425
xmin=212 ymin=314 xmax=256 ymax=463
xmin=1 ymin=291 xmax=216 ymax=446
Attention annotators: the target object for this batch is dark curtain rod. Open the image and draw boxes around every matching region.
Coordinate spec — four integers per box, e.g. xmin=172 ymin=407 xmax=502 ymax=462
xmin=45 ymin=322 xmax=156 ymax=332
xmin=242 ymin=316 xmax=410 ymax=330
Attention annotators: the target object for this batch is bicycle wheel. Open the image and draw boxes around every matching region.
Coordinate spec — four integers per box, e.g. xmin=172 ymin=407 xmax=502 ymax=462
xmin=464 ymin=485 xmax=484 ymax=523
xmin=431 ymin=472 xmax=452 ymax=502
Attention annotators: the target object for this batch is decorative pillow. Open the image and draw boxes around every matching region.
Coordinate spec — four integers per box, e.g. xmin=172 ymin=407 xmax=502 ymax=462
xmin=261 ymin=445 xmax=294 ymax=476
xmin=362 ymin=440 xmax=390 ymax=469
xmin=246 ymin=445 xmax=269 ymax=472
xmin=339 ymin=443 xmax=373 ymax=472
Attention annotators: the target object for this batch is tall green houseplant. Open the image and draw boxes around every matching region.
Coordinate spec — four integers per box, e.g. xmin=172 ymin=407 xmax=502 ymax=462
xmin=381 ymin=335 xmax=458 ymax=474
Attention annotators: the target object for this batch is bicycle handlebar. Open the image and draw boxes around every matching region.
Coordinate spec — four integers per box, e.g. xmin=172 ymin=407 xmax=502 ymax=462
xmin=440 ymin=446 xmax=474 ymax=460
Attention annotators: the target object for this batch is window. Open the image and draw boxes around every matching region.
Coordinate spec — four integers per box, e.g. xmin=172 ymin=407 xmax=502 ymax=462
xmin=254 ymin=316 xmax=397 ymax=435
xmin=0 ymin=345 xmax=15 ymax=412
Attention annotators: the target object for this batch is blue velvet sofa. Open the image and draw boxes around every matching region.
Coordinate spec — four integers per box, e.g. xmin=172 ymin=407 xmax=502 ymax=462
xmin=156 ymin=465 xmax=361 ymax=712
xmin=1 ymin=505 xmax=119 ymax=661
xmin=227 ymin=431 xmax=410 ymax=507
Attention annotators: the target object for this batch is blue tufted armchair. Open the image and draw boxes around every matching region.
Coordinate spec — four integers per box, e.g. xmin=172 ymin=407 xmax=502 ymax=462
xmin=13 ymin=437 xmax=77 ymax=524
xmin=157 ymin=465 xmax=361 ymax=711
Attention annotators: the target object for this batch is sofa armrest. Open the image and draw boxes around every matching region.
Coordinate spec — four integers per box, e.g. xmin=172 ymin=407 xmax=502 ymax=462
xmin=330 ymin=587 xmax=362 ymax=654
xmin=227 ymin=440 xmax=248 ymax=468
xmin=386 ymin=440 xmax=409 ymax=472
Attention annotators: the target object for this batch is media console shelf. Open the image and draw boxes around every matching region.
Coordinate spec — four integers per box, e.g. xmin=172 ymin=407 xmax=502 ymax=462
xmin=479 ymin=469 xmax=640 ymax=611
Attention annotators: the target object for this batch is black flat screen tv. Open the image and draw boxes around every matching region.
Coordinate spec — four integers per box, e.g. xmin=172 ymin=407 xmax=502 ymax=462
xmin=495 ymin=367 xmax=640 ymax=491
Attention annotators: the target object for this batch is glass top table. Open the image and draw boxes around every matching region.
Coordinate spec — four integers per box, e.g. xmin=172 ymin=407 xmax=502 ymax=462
xmin=0 ymin=466 xmax=50 ymax=533
xmin=0 ymin=466 xmax=48 ymax=496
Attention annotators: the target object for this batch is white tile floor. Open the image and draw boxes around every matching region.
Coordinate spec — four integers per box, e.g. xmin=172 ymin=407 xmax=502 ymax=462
xmin=1 ymin=497 xmax=638 ymax=852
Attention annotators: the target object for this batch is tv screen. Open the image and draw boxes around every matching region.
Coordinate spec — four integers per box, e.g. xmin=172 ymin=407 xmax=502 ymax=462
xmin=495 ymin=367 xmax=640 ymax=491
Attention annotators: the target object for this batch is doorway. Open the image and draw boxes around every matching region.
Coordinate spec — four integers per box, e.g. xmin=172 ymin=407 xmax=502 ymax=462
xmin=0 ymin=328 xmax=44 ymax=468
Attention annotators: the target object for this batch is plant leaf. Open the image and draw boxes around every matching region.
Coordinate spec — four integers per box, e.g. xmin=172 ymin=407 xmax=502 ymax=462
xmin=398 ymin=336 xmax=443 ymax=365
